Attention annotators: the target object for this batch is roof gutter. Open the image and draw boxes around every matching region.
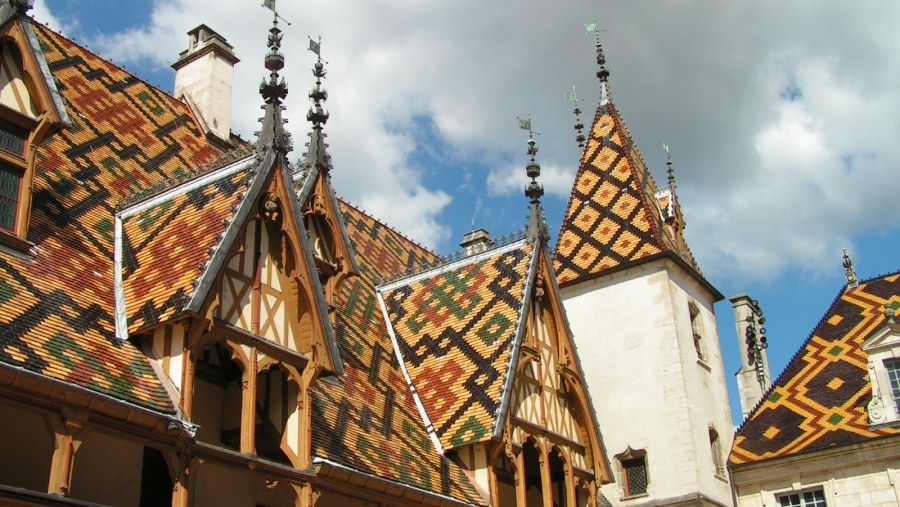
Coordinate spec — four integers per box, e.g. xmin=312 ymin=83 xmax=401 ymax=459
xmin=312 ymin=457 xmax=480 ymax=507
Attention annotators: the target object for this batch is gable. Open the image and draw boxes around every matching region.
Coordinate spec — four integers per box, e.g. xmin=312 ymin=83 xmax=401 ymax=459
xmin=507 ymin=249 xmax=611 ymax=481
xmin=379 ymin=239 xmax=533 ymax=452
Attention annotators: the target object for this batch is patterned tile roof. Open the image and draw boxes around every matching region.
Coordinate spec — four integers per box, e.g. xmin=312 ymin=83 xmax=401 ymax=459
xmin=117 ymin=154 xmax=256 ymax=334
xmin=0 ymin=22 xmax=223 ymax=412
xmin=311 ymin=202 xmax=482 ymax=504
xmin=553 ymin=99 xmax=698 ymax=286
xmin=380 ymin=240 xmax=534 ymax=451
xmin=730 ymin=272 xmax=900 ymax=465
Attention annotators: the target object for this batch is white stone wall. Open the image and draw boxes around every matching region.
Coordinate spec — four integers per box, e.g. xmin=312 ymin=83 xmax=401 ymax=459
xmin=173 ymin=50 xmax=235 ymax=141
xmin=733 ymin=438 xmax=900 ymax=507
xmin=561 ymin=259 xmax=733 ymax=506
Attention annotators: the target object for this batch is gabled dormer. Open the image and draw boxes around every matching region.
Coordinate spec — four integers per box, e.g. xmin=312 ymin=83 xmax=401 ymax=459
xmin=0 ymin=6 xmax=68 ymax=249
xmin=862 ymin=302 xmax=900 ymax=428
xmin=295 ymin=45 xmax=358 ymax=303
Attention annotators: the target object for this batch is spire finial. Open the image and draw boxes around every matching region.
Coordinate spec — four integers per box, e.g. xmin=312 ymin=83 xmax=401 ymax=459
xmin=843 ymin=248 xmax=859 ymax=288
xmin=307 ymin=36 xmax=329 ymax=130
xmin=519 ymin=113 xmax=549 ymax=243
xmin=567 ymin=86 xmax=585 ymax=150
xmin=663 ymin=143 xmax=676 ymax=191
xmin=586 ymin=22 xmax=610 ymax=104
xmin=257 ymin=13 xmax=292 ymax=153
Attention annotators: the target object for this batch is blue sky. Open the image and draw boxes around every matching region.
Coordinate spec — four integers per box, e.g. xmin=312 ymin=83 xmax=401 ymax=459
xmin=35 ymin=0 xmax=900 ymax=425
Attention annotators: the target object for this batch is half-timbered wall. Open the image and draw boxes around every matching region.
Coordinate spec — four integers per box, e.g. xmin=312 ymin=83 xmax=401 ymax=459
xmin=218 ymin=219 xmax=310 ymax=354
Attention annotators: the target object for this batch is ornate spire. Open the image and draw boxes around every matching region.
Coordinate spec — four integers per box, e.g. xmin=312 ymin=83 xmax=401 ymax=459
xmin=256 ymin=16 xmax=292 ymax=153
xmin=307 ymin=37 xmax=329 ymax=130
xmin=843 ymin=248 xmax=859 ymax=288
xmin=519 ymin=114 xmax=549 ymax=243
xmin=301 ymin=37 xmax=333 ymax=177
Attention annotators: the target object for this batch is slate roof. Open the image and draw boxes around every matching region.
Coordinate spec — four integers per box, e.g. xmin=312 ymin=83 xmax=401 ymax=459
xmin=0 ymin=21 xmax=223 ymax=413
xmin=553 ymin=96 xmax=699 ymax=287
xmin=311 ymin=202 xmax=483 ymax=504
xmin=730 ymin=272 xmax=900 ymax=465
xmin=380 ymin=240 xmax=534 ymax=452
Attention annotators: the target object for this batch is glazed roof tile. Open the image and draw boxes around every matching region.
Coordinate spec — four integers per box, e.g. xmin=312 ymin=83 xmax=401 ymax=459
xmin=311 ymin=202 xmax=482 ymax=504
xmin=0 ymin=22 xmax=222 ymax=412
xmin=554 ymin=100 xmax=699 ymax=286
xmin=117 ymin=154 xmax=256 ymax=334
xmin=730 ymin=272 xmax=900 ymax=465
xmin=380 ymin=240 xmax=534 ymax=451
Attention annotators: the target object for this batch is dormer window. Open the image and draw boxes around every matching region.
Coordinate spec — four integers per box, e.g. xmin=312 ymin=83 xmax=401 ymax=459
xmin=862 ymin=307 xmax=900 ymax=428
xmin=0 ymin=26 xmax=67 ymax=249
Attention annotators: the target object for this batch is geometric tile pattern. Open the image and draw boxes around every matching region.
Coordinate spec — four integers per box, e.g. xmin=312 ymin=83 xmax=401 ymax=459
xmin=0 ymin=23 xmax=221 ymax=412
xmin=311 ymin=203 xmax=481 ymax=503
xmin=119 ymin=156 xmax=255 ymax=332
xmin=730 ymin=272 xmax=900 ymax=465
xmin=554 ymin=99 xmax=697 ymax=286
xmin=380 ymin=241 xmax=533 ymax=450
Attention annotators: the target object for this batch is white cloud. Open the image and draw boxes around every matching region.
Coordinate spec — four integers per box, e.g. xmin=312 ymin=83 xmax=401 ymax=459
xmin=34 ymin=0 xmax=900 ymax=276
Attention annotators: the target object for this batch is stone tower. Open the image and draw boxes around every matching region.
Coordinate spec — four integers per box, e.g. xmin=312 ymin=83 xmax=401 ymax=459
xmin=553 ymin=33 xmax=734 ymax=507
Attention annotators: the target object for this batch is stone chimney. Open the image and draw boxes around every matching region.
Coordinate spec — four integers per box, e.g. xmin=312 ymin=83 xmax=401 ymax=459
xmin=460 ymin=228 xmax=493 ymax=257
xmin=731 ymin=294 xmax=772 ymax=420
xmin=172 ymin=25 xmax=239 ymax=144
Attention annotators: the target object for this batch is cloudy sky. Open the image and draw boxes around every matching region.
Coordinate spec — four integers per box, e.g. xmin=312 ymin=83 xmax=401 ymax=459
xmin=35 ymin=0 xmax=900 ymax=423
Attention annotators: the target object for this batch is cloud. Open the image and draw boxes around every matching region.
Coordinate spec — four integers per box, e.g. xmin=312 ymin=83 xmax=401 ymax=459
xmin=35 ymin=0 xmax=900 ymax=277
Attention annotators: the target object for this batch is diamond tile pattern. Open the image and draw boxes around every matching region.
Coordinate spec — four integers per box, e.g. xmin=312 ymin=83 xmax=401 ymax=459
xmin=0 ymin=23 xmax=221 ymax=412
xmin=311 ymin=202 xmax=482 ymax=502
xmin=554 ymin=100 xmax=696 ymax=286
xmin=730 ymin=273 xmax=900 ymax=465
xmin=381 ymin=242 xmax=533 ymax=450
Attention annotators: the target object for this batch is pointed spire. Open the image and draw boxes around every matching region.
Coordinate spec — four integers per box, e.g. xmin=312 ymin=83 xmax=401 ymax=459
xmin=664 ymin=143 xmax=676 ymax=191
xmin=843 ymin=248 xmax=859 ymax=288
xmin=257 ymin=15 xmax=292 ymax=153
xmin=519 ymin=114 xmax=549 ymax=243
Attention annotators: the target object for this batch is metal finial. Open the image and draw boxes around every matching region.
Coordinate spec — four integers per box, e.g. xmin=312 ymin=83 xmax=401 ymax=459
xmin=260 ymin=18 xmax=288 ymax=105
xmin=586 ymin=22 xmax=610 ymax=104
xmin=567 ymin=86 xmax=586 ymax=149
xmin=843 ymin=249 xmax=859 ymax=288
xmin=257 ymin=15 xmax=292 ymax=153
xmin=519 ymin=114 xmax=548 ymax=243
xmin=307 ymin=36 xmax=329 ymax=129
xmin=663 ymin=143 xmax=676 ymax=190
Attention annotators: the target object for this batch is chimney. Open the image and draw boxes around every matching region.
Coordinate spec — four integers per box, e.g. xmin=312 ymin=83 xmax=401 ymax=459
xmin=730 ymin=294 xmax=772 ymax=420
xmin=172 ymin=25 xmax=239 ymax=144
xmin=460 ymin=228 xmax=493 ymax=257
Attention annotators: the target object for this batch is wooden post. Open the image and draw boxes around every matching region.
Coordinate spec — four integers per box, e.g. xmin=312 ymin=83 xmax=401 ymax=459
xmin=46 ymin=413 xmax=86 ymax=496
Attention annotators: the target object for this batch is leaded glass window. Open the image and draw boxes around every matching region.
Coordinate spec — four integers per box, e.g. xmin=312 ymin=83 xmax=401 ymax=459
xmin=622 ymin=457 xmax=647 ymax=496
xmin=0 ymin=117 xmax=27 ymax=156
xmin=0 ymin=161 xmax=21 ymax=230
xmin=886 ymin=359 xmax=900 ymax=405
xmin=778 ymin=488 xmax=826 ymax=507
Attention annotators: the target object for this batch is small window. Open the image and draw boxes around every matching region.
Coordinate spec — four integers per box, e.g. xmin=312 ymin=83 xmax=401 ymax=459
xmin=0 ymin=161 xmax=22 ymax=231
xmin=689 ymin=301 xmax=706 ymax=361
xmin=622 ymin=457 xmax=648 ymax=497
xmin=709 ymin=428 xmax=725 ymax=477
xmin=778 ymin=488 xmax=826 ymax=507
